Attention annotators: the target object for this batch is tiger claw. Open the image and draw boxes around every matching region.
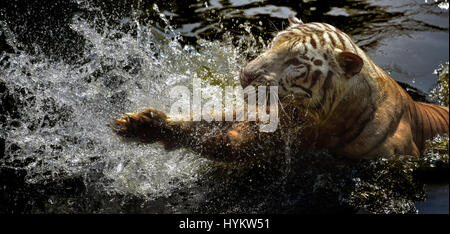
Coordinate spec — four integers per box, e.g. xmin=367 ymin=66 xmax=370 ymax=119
xmin=115 ymin=118 xmax=127 ymax=124
xmin=112 ymin=113 xmax=137 ymax=133
xmin=141 ymin=108 xmax=168 ymax=121
xmin=125 ymin=112 xmax=138 ymax=120
xmin=112 ymin=118 xmax=128 ymax=134
xmin=142 ymin=110 xmax=154 ymax=118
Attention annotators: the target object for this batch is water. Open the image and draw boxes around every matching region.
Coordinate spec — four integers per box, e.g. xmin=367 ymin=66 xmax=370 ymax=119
xmin=416 ymin=184 xmax=449 ymax=213
xmin=0 ymin=0 xmax=448 ymax=214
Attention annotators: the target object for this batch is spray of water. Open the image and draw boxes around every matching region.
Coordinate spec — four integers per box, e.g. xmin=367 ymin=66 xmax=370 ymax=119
xmin=0 ymin=1 xmax=447 ymax=214
xmin=0 ymin=2 xmax=255 ymax=203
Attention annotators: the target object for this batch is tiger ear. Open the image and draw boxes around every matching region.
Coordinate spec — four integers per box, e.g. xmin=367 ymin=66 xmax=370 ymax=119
xmin=338 ymin=52 xmax=364 ymax=78
xmin=288 ymin=14 xmax=303 ymax=25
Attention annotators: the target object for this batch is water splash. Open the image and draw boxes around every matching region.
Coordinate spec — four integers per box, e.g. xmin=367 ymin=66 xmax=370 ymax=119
xmin=0 ymin=3 xmax=247 ymax=204
xmin=0 ymin=1 xmax=448 ymax=214
xmin=430 ymin=62 xmax=449 ymax=106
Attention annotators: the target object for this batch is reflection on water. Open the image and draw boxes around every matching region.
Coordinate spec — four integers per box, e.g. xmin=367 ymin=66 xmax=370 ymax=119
xmin=0 ymin=0 xmax=448 ymax=214
xmin=416 ymin=184 xmax=449 ymax=214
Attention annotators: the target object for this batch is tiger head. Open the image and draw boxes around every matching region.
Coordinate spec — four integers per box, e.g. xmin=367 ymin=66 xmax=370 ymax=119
xmin=240 ymin=14 xmax=368 ymax=120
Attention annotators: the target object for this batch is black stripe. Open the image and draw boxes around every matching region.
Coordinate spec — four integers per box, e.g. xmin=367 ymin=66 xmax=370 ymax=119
xmin=299 ymin=54 xmax=310 ymax=61
xmin=280 ymin=80 xmax=287 ymax=92
xmin=320 ymin=32 xmax=326 ymax=46
xmin=304 ymin=25 xmax=320 ymax=34
xmin=427 ymin=104 xmax=449 ymax=127
xmin=299 ymin=27 xmax=312 ymax=35
xmin=350 ymin=42 xmax=359 ymax=55
xmin=322 ymin=71 xmax=333 ymax=91
xmin=288 ymin=40 xmax=298 ymax=51
xmin=333 ymin=80 xmax=376 ymax=149
xmin=282 ymin=78 xmax=291 ymax=91
xmin=330 ymin=91 xmax=337 ymax=107
xmin=297 ymin=71 xmax=307 ymax=79
xmin=318 ymin=71 xmax=334 ymax=108
xmin=424 ymin=105 xmax=445 ymax=133
xmin=414 ymin=103 xmax=424 ymax=149
xmin=327 ymin=32 xmax=336 ymax=47
xmin=305 ymin=64 xmax=311 ymax=82
xmin=343 ymin=33 xmax=359 ymax=54
xmin=311 ymin=22 xmax=324 ymax=29
xmin=292 ymin=84 xmax=312 ymax=97
xmin=422 ymin=108 xmax=434 ymax=140
xmin=310 ymin=37 xmax=317 ymax=48
xmin=335 ymin=104 xmax=376 ymax=147
xmin=322 ymin=23 xmax=333 ymax=31
xmin=362 ymin=108 xmax=404 ymax=157
xmin=335 ymin=31 xmax=347 ymax=49
xmin=309 ymin=70 xmax=322 ymax=89
xmin=299 ymin=36 xmax=306 ymax=45
xmin=286 ymin=32 xmax=296 ymax=39
xmin=408 ymin=102 xmax=419 ymax=148
xmin=428 ymin=106 xmax=439 ymax=137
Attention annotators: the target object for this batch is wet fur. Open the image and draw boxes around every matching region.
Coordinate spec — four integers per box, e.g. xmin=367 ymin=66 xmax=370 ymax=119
xmin=113 ymin=15 xmax=449 ymax=161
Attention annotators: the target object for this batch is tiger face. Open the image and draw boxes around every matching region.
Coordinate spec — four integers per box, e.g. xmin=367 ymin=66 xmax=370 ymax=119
xmin=240 ymin=15 xmax=364 ymax=115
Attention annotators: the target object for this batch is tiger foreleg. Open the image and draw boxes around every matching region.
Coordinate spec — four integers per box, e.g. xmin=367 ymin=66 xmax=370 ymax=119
xmin=112 ymin=107 xmax=261 ymax=161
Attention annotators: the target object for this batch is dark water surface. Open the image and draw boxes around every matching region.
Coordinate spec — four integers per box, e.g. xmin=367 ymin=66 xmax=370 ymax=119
xmin=416 ymin=184 xmax=449 ymax=213
xmin=0 ymin=0 xmax=448 ymax=214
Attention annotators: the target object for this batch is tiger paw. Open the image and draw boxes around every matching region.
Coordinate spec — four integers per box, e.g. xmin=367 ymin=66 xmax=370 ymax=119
xmin=112 ymin=108 xmax=169 ymax=138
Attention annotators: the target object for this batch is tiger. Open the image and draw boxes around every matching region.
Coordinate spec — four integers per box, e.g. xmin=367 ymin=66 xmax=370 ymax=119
xmin=112 ymin=14 xmax=449 ymax=161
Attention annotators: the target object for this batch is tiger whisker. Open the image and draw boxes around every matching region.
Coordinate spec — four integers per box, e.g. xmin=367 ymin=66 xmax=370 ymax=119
xmin=268 ymin=19 xmax=279 ymax=35
xmin=275 ymin=92 xmax=292 ymax=122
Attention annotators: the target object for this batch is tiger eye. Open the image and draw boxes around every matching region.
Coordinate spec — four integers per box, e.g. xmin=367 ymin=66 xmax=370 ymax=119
xmin=285 ymin=58 xmax=302 ymax=66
